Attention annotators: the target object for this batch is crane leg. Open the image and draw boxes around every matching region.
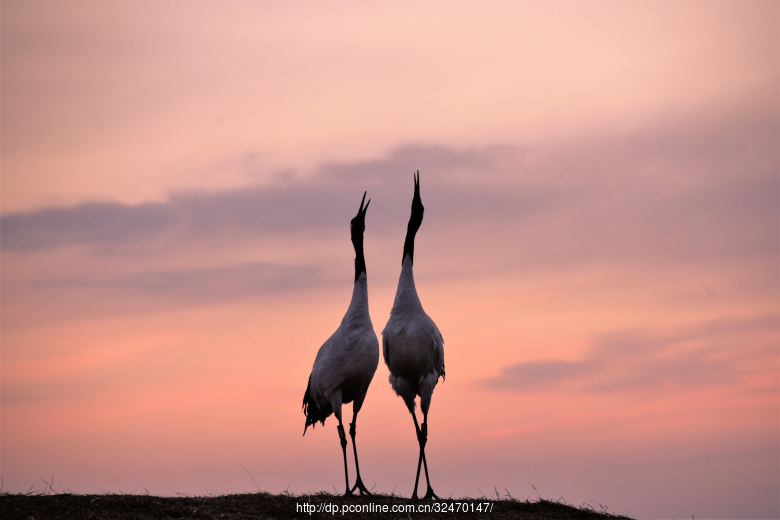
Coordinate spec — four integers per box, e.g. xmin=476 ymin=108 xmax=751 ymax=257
xmin=415 ymin=411 xmax=438 ymax=500
xmin=411 ymin=412 xmax=423 ymax=499
xmin=349 ymin=419 xmax=372 ymax=495
xmin=337 ymin=421 xmax=352 ymax=496
xmin=419 ymin=435 xmax=438 ymax=498
xmin=410 ymin=412 xmax=437 ymax=499
xmin=330 ymin=391 xmax=352 ymax=496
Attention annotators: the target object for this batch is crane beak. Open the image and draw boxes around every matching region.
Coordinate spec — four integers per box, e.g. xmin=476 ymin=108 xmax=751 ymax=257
xmin=358 ymin=191 xmax=367 ymax=214
xmin=355 ymin=191 xmax=370 ymax=219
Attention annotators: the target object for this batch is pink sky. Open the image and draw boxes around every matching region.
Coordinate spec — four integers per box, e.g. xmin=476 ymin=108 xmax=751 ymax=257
xmin=2 ymin=2 xmax=778 ymax=518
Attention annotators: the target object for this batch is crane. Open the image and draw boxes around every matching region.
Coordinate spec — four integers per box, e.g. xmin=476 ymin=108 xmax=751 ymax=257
xmin=302 ymin=192 xmax=379 ymax=496
xmin=382 ymin=172 xmax=445 ymax=499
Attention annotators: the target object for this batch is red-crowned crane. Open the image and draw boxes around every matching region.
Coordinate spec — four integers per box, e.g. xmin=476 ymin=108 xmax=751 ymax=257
xmin=302 ymin=193 xmax=379 ymax=496
xmin=382 ymin=172 xmax=445 ymax=499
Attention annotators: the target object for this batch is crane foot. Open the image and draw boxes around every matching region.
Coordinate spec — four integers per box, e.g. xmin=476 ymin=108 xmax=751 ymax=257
xmin=350 ymin=476 xmax=372 ymax=495
xmin=422 ymin=486 xmax=439 ymax=500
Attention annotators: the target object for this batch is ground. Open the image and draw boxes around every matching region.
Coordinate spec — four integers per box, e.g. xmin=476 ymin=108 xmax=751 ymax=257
xmin=1 ymin=491 xmax=634 ymax=520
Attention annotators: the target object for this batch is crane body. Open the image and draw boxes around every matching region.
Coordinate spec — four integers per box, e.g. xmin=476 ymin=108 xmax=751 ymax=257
xmin=302 ymin=193 xmax=378 ymax=496
xmin=382 ymin=172 xmax=445 ymax=499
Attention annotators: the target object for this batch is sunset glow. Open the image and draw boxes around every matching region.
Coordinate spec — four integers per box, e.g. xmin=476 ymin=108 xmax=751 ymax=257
xmin=2 ymin=2 xmax=778 ymax=518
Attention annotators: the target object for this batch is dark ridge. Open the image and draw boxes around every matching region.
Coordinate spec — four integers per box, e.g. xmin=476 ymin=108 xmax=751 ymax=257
xmin=0 ymin=491 xmax=635 ymax=520
xmin=302 ymin=375 xmax=323 ymax=435
xmin=402 ymin=171 xmax=424 ymax=265
xmin=350 ymin=192 xmax=370 ymax=282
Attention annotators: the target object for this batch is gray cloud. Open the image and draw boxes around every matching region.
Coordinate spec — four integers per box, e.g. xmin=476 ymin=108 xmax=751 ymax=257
xmin=0 ymin=146 xmax=562 ymax=251
xmin=482 ymin=316 xmax=779 ymax=393
xmin=1 ymin=261 xmax=337 ymax=330
xmin=1 ymin=107 xmax=776 ymax=326
xmin=1 ymin=201 xmax=179 ymax=250
xmin=2 ymin=107 xmax=776 ymax=266
xmin=89 ymin=262 xmax=329 ymax=300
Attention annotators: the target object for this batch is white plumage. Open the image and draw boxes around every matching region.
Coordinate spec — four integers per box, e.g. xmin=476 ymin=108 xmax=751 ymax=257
xmin=383 ymin=258 xmax=445 ymax=414
xmin=302 ymin=193 xmax=379 ymax=496
xmin=382 ymin=172 xmax=445 ymax=499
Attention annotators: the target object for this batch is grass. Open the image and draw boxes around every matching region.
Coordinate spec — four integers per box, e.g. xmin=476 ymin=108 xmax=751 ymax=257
xmin=1 ymin=488 xmax=634 ymax=520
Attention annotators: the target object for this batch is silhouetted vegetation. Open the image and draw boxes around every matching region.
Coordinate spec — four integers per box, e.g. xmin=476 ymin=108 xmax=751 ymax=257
xmin=2 ymin=489 xmax=634 ymax=520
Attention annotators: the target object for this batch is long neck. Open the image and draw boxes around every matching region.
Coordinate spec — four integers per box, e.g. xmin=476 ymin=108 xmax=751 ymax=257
xmin=402 ymin=225 xmax=417 ymax=265
xmin=403 ymin=187 xmax=423 ymax=264
xmin=390 ymin=255 xmax=423 ymax=314
xmin=345 ymin=271 xmax=371 ymax=324
xmin=353 ymin=236 xmax=366 ymax=282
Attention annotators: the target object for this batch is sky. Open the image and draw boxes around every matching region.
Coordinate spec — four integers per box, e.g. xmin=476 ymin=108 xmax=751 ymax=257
xmin=1 ymin=1 xmax=778 ymax=518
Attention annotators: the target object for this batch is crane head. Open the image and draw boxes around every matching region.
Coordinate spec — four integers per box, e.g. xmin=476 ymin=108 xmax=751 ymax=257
xmin=350 ymin=191 xmax=370 ymax=246
xmin=409 ymin=170 xmax=424 ymax=232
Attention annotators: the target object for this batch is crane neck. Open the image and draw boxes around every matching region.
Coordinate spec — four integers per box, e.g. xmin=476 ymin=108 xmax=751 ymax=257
xmin=352 ymin=234 xmax=366 ymax=282
xmin=402 ymin=230 xmax=416 ymax=266
xmin=346 ymin=271 xmax=370 ymax=322
xmin=402 ymin=184 xmax=423 ymax=264
xmin=403 ymin=170 xmax=423 ymax=264
xmin=390 ymin=256 xmax=423 ymax=315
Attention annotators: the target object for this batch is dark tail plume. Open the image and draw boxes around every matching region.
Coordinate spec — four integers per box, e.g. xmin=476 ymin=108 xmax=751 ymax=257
xmin=302 ymin=375 xmax=322 ymax=436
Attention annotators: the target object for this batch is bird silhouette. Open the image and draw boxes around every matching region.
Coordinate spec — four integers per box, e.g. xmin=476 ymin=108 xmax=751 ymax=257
xmin=302 ymin=192 xmax=379 ymax=496
xmin=382 ymin=172 xmax=445 ymax=499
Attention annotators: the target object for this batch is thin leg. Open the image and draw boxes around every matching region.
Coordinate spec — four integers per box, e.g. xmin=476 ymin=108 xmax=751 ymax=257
xmin=348 ymin=417 xmax=371 ymax=495
xmin=330 ymin=390 xmax=351 ymax=496
xmin=411 ymin=413 xmax=425 ymax=499
xmin=419 ymin=411 xmax=438 ymax=500
xmin=337 ymin=420 xmax=351 ymax=496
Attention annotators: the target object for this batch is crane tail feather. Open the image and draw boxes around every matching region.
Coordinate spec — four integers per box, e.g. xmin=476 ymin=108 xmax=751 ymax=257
xmin=302 ymin=375 xmax=322 ymax=436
